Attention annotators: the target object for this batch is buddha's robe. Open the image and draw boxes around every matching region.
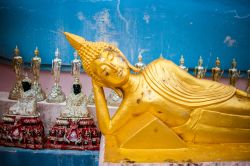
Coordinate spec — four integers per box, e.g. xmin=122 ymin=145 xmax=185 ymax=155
xmin=141 ymin=58 xmax=250 ymax=143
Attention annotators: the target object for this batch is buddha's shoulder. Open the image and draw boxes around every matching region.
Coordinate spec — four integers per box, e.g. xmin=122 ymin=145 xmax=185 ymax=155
xmin=147 ymin=57 xmax=176 ymax=68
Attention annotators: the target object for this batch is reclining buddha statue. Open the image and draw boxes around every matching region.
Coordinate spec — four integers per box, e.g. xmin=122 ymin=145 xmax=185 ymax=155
xmin=64 ymin=32 xmax=250 ymax=163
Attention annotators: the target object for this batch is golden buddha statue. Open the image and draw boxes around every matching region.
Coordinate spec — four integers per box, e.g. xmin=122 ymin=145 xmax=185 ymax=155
xmin=229 ymin=58 xmax=240 ymax=87
xmin=194 ymin=56 xmax=206 ymax=78
xmin=31 ymin=47 xmax=46 ymax=101
xmin=212 ymin=57 xmax=223 ymax=82
xmin=64 ymin=32 xmax=250 ymax=163
xmin=9 ymin=46 xmax=23 ymax=100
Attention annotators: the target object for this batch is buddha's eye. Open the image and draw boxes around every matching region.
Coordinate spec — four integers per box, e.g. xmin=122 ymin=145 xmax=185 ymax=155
xmin=101 ymin=66 xmax=109 ymax=76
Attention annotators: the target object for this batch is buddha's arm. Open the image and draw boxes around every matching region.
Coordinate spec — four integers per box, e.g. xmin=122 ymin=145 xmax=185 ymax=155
xmin=93 ymin=81 xmax=131 ymax=135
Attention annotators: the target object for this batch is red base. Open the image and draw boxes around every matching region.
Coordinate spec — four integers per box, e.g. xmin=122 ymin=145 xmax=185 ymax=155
xmin=0 ymin=115 xmax=45 ymax=149
xmin=45 ymin=118 xmax=100 ymax=150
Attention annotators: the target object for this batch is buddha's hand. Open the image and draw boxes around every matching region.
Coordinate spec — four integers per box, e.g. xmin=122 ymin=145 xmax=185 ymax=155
xmin=92 ymin=80 xmax=103 ymax=91
xmin=92 ymin=80 xmax=106 ymax=102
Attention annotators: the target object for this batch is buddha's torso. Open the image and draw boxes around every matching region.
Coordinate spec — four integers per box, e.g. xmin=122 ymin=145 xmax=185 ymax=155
xmin=121 ymin=74 xmax=191 ymax=127
xmin=212 ymin=67 xmax=221 ymax=81
xmin=117 ymin=59 xmax=250 ymax=143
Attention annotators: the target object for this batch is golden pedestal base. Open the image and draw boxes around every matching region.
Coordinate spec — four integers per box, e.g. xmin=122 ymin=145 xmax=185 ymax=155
xmin=105 ymin=136 xmax=250 ymax=163
xmin=103 ymin=113 xmax=250 ymax=163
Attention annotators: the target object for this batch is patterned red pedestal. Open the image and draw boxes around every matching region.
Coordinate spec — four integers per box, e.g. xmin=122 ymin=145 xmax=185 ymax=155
xmin=0 ymin=115 xmax=45 ymax=149
xmin=45 ymin=118 xmax=100 ymax=150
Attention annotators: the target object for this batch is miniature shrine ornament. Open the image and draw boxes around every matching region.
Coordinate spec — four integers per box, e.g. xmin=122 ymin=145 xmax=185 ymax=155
xmin=229 ymin=58 xmax=240 ymax=87
xmin=194 ymin=56 xmax=206 ymax=78
xmin=212 ymin=57 xmax=223 ymax=82
xmin=46 ymin=48 xmax=66 ymax=103
xmin=9 ymin=46 xmax=23 ymax=100
xmin=71 ymin=51 xmax=81 ymax=82
xmin=135 ymin=52 xmax=146 ymax=71
xmin=179 ymin=55 xmax=188 ymax=72
xmin=31 ymin=47 xmax=46 ymax=101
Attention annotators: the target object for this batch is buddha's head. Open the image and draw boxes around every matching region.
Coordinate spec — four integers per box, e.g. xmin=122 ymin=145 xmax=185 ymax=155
xmin=64 ymin=32 xmax=139 ymax=89
xmin=22 ymin=73 xmax=31 ymax=92
xmin=231 ymin=58 xmax=237 ymax=68
xmin=138 ymin=53 xmax=143 ymax=62
xmin=73 ymin=79 xmax=82 ymax=95
xmin=198 ymin=56 xmax=203 ymax=66
xmin=215 ymin=57 xmax=220 ymax=67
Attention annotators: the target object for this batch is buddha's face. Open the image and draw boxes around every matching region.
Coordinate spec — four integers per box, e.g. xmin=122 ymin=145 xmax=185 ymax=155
xmin=92 ymin=49 xmax=130 ymax=87
xmin=22 ymin=81 xmax=31 ymax=92
xmin=180 ymin=60 xmax=184 ymax=65
xmin=198 ymin=60 xmax=203 ymax=66
xmin=232 ymin=61 xmax=237 ymax=68
xmin=138 ymin=56 xmax=142 ymax=62
xmin=216 ymin=61 xmax=220 ymax=67
xmin=73 ymin=84 xmax=81 ymax=95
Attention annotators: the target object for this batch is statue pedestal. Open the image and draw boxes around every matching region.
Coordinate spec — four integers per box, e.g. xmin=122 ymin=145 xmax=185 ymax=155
xmin=99 ymin=137 xmax=250 ymax=166
xmin=31 ymin=83 xmax=46 ymax=101
xmin=0 ymin=114 xmax=45 ymax=149
xmin=46 ymin=85 xmax=66 ymax=103
xmin=45 ymin=117 xmax=100 ymax=150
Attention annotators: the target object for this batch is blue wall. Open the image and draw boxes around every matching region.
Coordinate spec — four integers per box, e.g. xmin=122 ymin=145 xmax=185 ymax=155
xmin=0 ymin=0 xmax=250 ymax=70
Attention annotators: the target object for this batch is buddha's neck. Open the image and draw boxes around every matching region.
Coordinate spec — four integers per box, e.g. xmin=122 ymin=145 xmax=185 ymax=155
xmin=121 ymin=74 xmax=142 ymax=96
